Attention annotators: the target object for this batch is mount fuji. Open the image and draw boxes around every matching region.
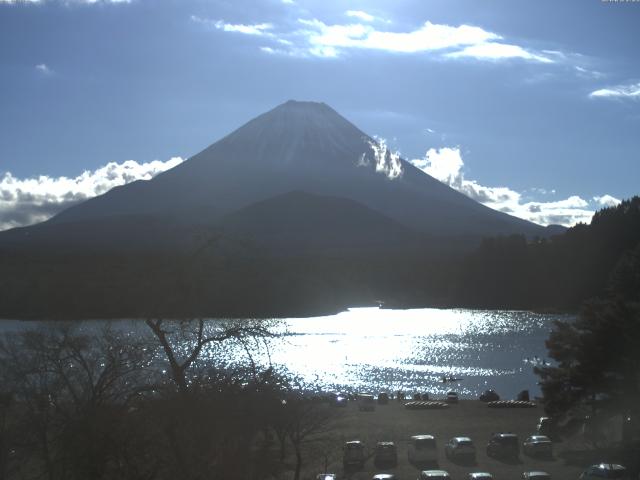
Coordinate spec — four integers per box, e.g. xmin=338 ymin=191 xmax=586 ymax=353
xmin=1 ymin=100 xmax=546 ymax=253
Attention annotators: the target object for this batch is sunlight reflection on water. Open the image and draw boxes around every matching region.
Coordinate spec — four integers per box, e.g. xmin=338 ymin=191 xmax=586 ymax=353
xmin=1 ymin=307 xmax=572 ymax=399
xmin=204 ymin=307 xmax=572 ymax=399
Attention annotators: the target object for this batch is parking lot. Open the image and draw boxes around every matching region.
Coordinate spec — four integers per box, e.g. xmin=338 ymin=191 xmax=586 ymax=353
xmin=316 ymin=399 xmax=589 ymax=479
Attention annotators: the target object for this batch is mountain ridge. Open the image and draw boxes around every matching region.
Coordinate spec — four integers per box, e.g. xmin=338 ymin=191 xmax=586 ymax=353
xmin=40 ymin=100 xmax=546 ymax=241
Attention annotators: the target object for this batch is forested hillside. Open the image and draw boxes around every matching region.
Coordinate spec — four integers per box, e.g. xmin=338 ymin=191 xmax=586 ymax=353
xmin=453 ymin=196 xmax=640 ymax=310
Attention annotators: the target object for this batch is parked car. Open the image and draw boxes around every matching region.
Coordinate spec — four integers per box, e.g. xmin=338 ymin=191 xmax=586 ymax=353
xmin=358 ymin=394 xmax=376 ymax=411
xmin=446 ymin=391 xmax=459 ymax=403
xmin=316 ymin=475 xmax=336 ymax=480
xmin=479 ymin=389 xmax=500 ymax=402
xmin=418 ymin=470 xmax=451 ymax=480
xmin=374 ymin=441 xmax=398 ymax=467
xmin=408 ymin=435 xmax=437 ymax=464
xmin=378 ymin=392 xmax=389 ymax=404
xmin=444 ymin=436 xmax=475 ymax=461
xmin=373 ymin=475 xmax=396 ymax=480
xmin=579 ymin=463 xmax=630 ymax=479
xmin=468 ymin=473 xmax=493 ymax=480
xmin=523 ymin=435 xmax=553 ymax=457
xmin=522 ymin=472 xmax=551 ymax=480
xmin=343 ymin=441 xmax=365 ymax=469
xmin=486 ymin=432 xmax=519 ymax=458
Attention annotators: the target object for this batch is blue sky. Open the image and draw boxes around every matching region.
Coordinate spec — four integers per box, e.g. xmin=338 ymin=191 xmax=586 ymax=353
xmin=1 ymin=0 xmax=639 ymax=229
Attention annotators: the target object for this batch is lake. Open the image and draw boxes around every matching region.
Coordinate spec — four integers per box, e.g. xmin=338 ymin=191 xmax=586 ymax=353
xmin=0 ymin=307 xmax=572 ymax=399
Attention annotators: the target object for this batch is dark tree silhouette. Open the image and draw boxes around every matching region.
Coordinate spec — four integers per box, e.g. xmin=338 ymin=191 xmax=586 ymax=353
xmin=0 ymin=326 xmax=154 ymax=480
xmin=144 ymin=318 xmax=274 ymax=394
xmin=536 ymin=299 xmax=640 ymax=418
xmin=536 ymin=231 xmax=640 ymax=426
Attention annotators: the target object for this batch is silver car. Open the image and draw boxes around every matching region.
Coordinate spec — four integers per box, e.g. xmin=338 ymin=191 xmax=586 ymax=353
xmin=522 ymin=472 xmax=551 ymax=480
xmin=468 ymin=473 xmax=493 ymax=479
xmin=418 ymin=471 xmax=451 ymax=480
xmin=523 ymin=435 xmax=553 ymax=457
xmin=444 ymin=436 xmax=475 ymax=461
xmin=580 ymin=464 xmax=630 ymax=479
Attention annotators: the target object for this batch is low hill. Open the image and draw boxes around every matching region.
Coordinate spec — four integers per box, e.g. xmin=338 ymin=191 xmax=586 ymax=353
xmin=217 ymin=191 xmax=426 ymax=256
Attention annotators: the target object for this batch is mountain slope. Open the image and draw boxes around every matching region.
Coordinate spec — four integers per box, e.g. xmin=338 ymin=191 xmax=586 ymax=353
xmin=44 ymin=100 xmax=545 ymax=239
xmin=217 ymin=190 xmax=426 ymax=255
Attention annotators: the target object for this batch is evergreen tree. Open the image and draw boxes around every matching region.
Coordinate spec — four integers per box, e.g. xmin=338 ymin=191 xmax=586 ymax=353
xmin=536 ymin=237 xmax=640 ymax=421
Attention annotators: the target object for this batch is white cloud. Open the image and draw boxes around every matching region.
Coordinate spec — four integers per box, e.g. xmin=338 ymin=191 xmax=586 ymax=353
xmin=191 ymin=16 xmax=273 ymax=36
xmin=411 ymin=146 xmax=462 ymax=185
xmin=345 ymin=10 xmax=375 ymax=22
xmin=295 ymin=19 xmax=500 ymax=56
xmin=445 ymin=42 xmax=553 ymax=63
xmin=214 ymin=20 xmax=273 ymax=36
xmin=357 ymin=138 xmax=403 ymax=180
xmin=369 ymin=138 xmax=403 ymax=180
xmin=204 ymin=14 xmax=554 ymax=63
xmin=574 ymin=65 xmax=604 ymax=79
xmin=593 ymin=194 xmax=621 ymax=208
xmin=0 ymin=157 xmax=183 ymax=231
xmin=35 ymin=63 xmax=52 ymax=74
xmin=590 ymin=81 xmax=640 ymax=99
xmin=410 ymin=147 xmax=617 ymax=227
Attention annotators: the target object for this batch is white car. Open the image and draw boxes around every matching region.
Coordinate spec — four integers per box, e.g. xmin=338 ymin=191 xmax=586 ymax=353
xmin=373 ymin=475 xmax=396 ymax=480
xmin=468 ymin=473 xmax=493 ymax=479
xmin=523 ymin=435 xmax=553 ymax=457
xmin=444 ymin=436 xmax=475 ymax=461
xmin=316 ymin=475 xmax=336 ymax=480
xmin=418 ymin=470 xmax=451 ymax=480
xmin=580 ymin=464 xmax=630 ymax=479
xmin=522 ymin=472 xmax=551 ymax=480
xmin=446 ymin=391 xmax=459 ymax=403
xmin=408 ymin=435 xmax=437 ymax=464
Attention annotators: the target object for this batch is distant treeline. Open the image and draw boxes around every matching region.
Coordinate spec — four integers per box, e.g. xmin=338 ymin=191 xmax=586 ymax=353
xmin=0 ymin=243 xmax=457 ymax=320
xmin=0 ymin=197 xmax=638 ymax=319
xmin=453 ymin=196 xmax=640 ymax=311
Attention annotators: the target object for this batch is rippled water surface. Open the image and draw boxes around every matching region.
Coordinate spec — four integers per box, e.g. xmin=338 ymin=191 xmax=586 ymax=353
xmin=203 ymin=307 xmax=571 ymax=399
xmin=2 ymin=308 xmax=572 ymax=399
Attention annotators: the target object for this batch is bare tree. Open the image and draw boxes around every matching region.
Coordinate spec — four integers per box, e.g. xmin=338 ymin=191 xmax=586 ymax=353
xmin=0 ymin=325 xmax=153 ymax=480
xmin=144 ymin=318 xmax=276 ymax=394
xmin=282 ymin=395 xmax=335 ymax=480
